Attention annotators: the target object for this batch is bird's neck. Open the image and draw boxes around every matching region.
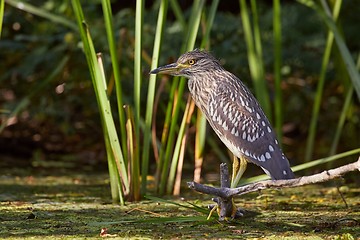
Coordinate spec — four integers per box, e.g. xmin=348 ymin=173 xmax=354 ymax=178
xmin=187 ymin=70 xmax=220 ymax=110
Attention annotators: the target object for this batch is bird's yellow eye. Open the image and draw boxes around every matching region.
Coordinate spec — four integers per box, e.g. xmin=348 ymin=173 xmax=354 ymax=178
xmin=188 ymin=59 xmax=196 ymax=65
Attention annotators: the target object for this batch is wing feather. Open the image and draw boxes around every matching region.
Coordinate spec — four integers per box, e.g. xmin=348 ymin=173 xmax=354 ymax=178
xmin=205 ymin=83 xmax=282 ymax=168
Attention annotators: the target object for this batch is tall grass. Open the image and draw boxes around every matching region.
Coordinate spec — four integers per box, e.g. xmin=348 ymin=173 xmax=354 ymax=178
xmin=300 ymin=0 xmax=360 ymax=161
xmin=329 ymin=54 xmax=360 ymax=156
xmin=101 ymin=0 xmax=128 ymax=166
xmin=239 ymin=0 xmax=271 ymax=118
xmin=0 ymin=0 xmax=4 ymax=38
xmin=157 ymin=0 xmax=206 ymax=195
xmin=142 ymin=0 xmax=169 ymax=195
xmin=273 ymin=0 xmax=283 ymax=143
xmin=193 ymin=0 xmax=220 ymax=184
xmin=72 ymin=1 xmax=129 ymax=204
xmin=304 ymin=0 xmax=342 ymax=161
xmin=3 ymin=0 xmax=359 ymax=205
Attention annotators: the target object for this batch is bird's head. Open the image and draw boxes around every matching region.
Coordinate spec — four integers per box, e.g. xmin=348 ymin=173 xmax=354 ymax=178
xmin=150 ymin=49 xmax=222 ymax=78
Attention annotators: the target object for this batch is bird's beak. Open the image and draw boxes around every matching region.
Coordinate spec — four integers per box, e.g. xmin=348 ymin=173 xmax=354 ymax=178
xmin=150 ymin=63 xmax=180 ymax=75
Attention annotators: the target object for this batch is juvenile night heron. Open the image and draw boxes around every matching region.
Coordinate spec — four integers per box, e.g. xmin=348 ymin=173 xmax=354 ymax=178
xmin=150 ymin=49 xmax=294 ymax=188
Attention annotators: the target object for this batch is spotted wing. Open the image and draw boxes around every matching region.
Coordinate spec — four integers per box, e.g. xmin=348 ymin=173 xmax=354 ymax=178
xmin=206 ymin=82 xmax=293 ymax=179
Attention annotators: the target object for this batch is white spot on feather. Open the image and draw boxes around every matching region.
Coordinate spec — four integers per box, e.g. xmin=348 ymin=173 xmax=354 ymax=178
xmin=222 ymin=121 xmax=228 ymax=130
xmin=256 ymin=113 xmax=261 ymax=120
xmin=223 ymin=102 xmax=230 ymax=113
xmin=267 ymin=126 xmax=272 ymax=133
xmin=269 ymin=145 xmax=274 ymax=152
xmin=242 ymin=131 xmax=247 ymax=140
xmin=244 ymin=150 xmax=250 ymax=157
xmin=217 ymin=116 xmax=222 ymax=125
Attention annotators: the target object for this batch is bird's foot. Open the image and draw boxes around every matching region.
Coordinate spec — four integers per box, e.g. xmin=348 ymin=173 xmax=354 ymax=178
xmin=207 ymin=197 xmax=245 ymax=221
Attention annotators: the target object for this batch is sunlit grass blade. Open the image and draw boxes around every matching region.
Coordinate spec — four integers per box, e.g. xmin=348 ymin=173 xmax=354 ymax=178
xmin=6 ymin=0 xmax=77 ymax=31
xmin=304 ymin=0 xmax=342 ymax=161
xmin=125 ymin=105 xmax=140 ymax=201
xmin=0 ymin=0 xmax=4 ymax=38
xmin=133 ymin=0 xmax=144 ymax=197
xmin=239 ymin=0 xmax=271 ymax=117
xmin=241 ymin=148 xmax=360 ymax=184
xmin=97 ymin=53 xmax=125 ymax=204
xmin=101 ymin=0 xmax=128 ymax=164
xmin=142 ymin=0 xmax=169 ymax=195
xmin=145 ymin=195 xmax=209 ymax=215
xmin=167 ymin=96 xmax=195 ymax=194
xmin=156 ymin=77 xmax=178 ymax=190
xmin=173 ymin=128 xmax=189 ymax=195
xmin=194 ymin=110 xmax=206 ymax=183
xmin=273 ymin=0 xmax=283 ymax=143
xmin=103 ymin=125 xmax=124 ymax=204
xmin=97 ymin=53 xmax=126 ymax=204
xmin=72 ymin=0 xmax=129 ymax=203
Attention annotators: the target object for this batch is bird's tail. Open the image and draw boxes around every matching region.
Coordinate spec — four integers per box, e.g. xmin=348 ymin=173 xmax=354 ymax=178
xmin=260 ymin=154 xmax=295 ymax=180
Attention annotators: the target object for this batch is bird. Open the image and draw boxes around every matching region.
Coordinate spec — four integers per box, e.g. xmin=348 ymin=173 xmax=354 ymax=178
xmin=150 ymin=49 xmax=294 ymax=189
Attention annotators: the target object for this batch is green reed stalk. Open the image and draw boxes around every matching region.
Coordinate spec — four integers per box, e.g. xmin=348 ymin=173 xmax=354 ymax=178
xmin=311 ymin=0 xmax=360 ymax=99
xmin=133 ymin=0 xmax=144 ymax=196
xmin=72 ymin=0 xmax=128 ymax=204
xmin=169 ymin=0 xmax=186 ymax=31
xmin=273 ymin=0 xmax=283 ymax=144
xmin=167 ymin=96 xmax=193 ymax=194
xmin=158 ymin=0 xmax=205 ymax=195
xmin=125 ymin=105 xmax=140 ymax=201
xmin=304 ymin=0 xmax=342 ymax=161
xmin=239 ymin=0 xmax=271 ymax=117
xmin=195 ymin=0 xmax=220 ymax=183
xmin=329 ymin=54 xmax=360 ymax=156
xmin=0 ymin=0 xmax=4 ymax=38
xmin=142 ymin=0 xmax=169 ymax=195
xmin=101 ymin=0 xmax=128 ymax=164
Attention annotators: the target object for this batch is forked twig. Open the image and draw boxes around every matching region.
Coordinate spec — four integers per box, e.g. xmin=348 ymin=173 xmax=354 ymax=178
xmin=187 ymin=156 xmax=360 ymax=220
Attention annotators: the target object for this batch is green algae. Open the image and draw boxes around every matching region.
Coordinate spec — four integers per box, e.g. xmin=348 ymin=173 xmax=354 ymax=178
xmin=0 ymin=173 xmax=359 ymax=239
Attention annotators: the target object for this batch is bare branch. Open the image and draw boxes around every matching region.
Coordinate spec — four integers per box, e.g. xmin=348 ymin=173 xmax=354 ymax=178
xmin=188 ymin=157 xmax=360 ymax=199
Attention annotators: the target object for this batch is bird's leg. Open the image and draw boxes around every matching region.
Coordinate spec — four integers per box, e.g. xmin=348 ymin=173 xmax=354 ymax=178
xmin=223 ymin=156 xmax=247 ymax=219
xmin=209 ymin=161 xmax=248 ymax=220
xmin=231 ymin=155 xmax=239 ymax=188
xmin=231 ymin=155 xmax=247 ymax=188
xmin=207 ymin=204 xmax=218 ymax=220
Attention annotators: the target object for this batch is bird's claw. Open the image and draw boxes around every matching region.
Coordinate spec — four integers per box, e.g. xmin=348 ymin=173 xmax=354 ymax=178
xmin=207 ymin=197 xmax=244 ymax=221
